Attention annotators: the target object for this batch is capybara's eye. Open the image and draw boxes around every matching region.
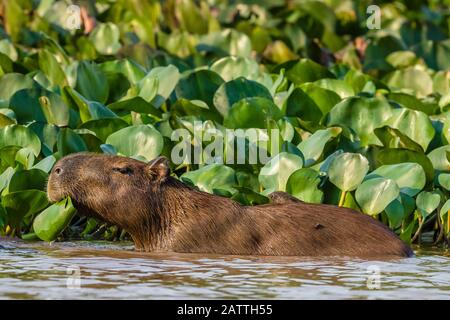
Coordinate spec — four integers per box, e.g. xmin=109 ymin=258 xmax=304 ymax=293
xmin=113 ymin=167 xmax=133 ymax=175
xmin=54 ymin=167 xmax=62 ymax=175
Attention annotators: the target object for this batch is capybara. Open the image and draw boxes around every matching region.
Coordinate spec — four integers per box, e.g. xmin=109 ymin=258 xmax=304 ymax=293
xmin=47 ymin=153 xmax=413 ymax=257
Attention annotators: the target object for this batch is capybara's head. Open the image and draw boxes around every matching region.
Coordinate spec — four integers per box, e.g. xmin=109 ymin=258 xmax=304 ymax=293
xmin=47 ymin=153 xmax=170 ymax=229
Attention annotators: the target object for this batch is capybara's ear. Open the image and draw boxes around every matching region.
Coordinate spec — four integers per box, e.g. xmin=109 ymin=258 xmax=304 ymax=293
xmin=147 ymin=156 xmax=170 ymax=181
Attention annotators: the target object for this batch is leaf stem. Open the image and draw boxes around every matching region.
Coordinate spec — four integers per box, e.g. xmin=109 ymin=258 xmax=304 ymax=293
xmin=338 ymin=190 xmax=346 ymax=207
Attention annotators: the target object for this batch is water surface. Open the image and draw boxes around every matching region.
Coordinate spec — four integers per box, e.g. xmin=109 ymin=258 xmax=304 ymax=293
xmin=0 ymin=239 xmax=449 ymax=299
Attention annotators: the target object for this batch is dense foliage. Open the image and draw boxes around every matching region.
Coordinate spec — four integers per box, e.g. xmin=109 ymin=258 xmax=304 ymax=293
xmin=0 ymin=0 xmax=450 ymax=246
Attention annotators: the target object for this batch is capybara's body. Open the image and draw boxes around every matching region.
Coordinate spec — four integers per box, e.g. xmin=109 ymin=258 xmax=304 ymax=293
xmin=47 ymin=153 xmax=413 ymax=258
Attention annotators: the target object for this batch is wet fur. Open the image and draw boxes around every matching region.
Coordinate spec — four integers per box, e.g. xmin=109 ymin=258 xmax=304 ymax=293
xmin=47 ymin=153 xmax=413 ymax=258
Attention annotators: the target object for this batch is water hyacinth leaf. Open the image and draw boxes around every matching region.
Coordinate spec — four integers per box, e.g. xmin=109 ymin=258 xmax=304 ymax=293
xmin=327 ymin=96 xmax=394 ymax=146
xmin=38 ymin=94 xmax=70 ymax=127
xmin=385 ymin=197 xmax=405 ymax=229
xmin=15 ymin=147 xmax=35 ymax=169
xmin=171 ymin=99 xmax=222 ymax=123
xmin=387 ymin=92 xmax=437 ymax=115
xmin=9 ymin=88 xmax=48 ymax=123
xmin=181 ymin=164 xmax=236 ymax=194
xmin=0 ymin=146 xmax=20 ymax=172
xmin=0 ymin=125 xmax=41 ymax=156
xmin=259 ymin=152 xmax=303 ymax=193
xmin=376 ymin=148 xmax=435 ymax=183
xmin=274 ymin=59 xmax=334 ymax=85
xmin=0 ymin=167 xmax=14 ymax=193
xmin=76 ymin=61 xmax=109 ymax=104
xmin=38 ymin=49 xmax=67 ymax=87
xmin=32 ymin=155 xmax=56 ymax=173
xmin=1 ymin=190 xmax=49 ymax=229
xmin=105 ymin=125 xmax=164 ymax=161
xmin=198 ymin=29 xmax=252 ymax=57
xmin=366 ymin=163 xmax=426 ymax=197
xmin=314 ymin=79 xmax=354 ymax=99
xmin=0 ymin=112 xmax=15 ymax=128
xmin=8 ymin=169 xmax=48 ymax=192
xmin=210 ymin=56 xmax=262 ymax=82
xmin=33 ymin=197 xmax=77 ymax=242
xmin=213 ymin=77 xmax=273 ymax=118
xmin=438 ymin=173 xmax=450 ymax=190
xmin=224 ymin=97 xmax=282 ymax=129
xmin=299 ymin=83 xmax=341 ymax=119
xmin=284 ymin=87 xmax=323 ymax=125
xmin=107 ymin=97 xmax=162 ymax=118
xmin=384 ymin=67 xmax=433 ymax=97
xmin=298 ymin=127 xmax=342 ymax=167
xmin=374 ymin=126 xmax=423 ymax=152
xmin=439 ymin=199 xmax=450 ymax=221
xmin=57 ymin=128 xmax=88 ymax=156
xmin=63 ymin=87 xmax=117 ymax=122
xmin=416 ymin=191 xmax=441 ymax=220
xmin=427 ymin=145 xmax=450 ymax=171
xmin=328 ymin=153 xmax=369 ymax=192
xmin=138 ymin=65 xmax=180 ymax=108
xmin=384 ymin=108 xmax=435 ymax=152
xmin=286 ymin=168 xmax=323 ymax=203
xmin=0 ymin=73 xmax=35 ymax=101
xmin=79 ymin=118 xmax=129 ymax=142
xmin=355 ymin=178 xmax=399 ymax=216
xmin=99 ymin=59 xmax=146 ymax=85
xmin=89 ymin=23 xmax=122 ymax=55
xmin=175 ymin=69 xmax=224 ymax=108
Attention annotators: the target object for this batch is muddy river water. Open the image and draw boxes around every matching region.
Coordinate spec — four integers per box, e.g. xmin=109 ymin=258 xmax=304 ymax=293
xmin=0 ymin=240 xmax=449 ymax=299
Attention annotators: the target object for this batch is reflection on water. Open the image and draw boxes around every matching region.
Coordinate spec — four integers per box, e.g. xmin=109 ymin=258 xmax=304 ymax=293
xmin=0 ymin=239 xmax=449 ymax=299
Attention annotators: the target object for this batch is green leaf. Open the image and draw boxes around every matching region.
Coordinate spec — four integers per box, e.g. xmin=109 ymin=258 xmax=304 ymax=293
xmin=259 ymin=152 xmax=303 ymax=193
xmin=56 ymin=128 xmax=88 ymax=156
xmin=284 ymin=87 xmax=323 ymax=125
xmin=33 ymin=197 xmax=77 ymax=242
xmin=385 ymin=197 xmax=405 ymax=229
xmin=32 ymin=155 xmax=56 ymax=173
xmin=0 ymin=125 xmax=41 ymax=156
xmin=313 ymin=79 xmax=354 ymax=98
xmin=384 ymin=67 xmax=433 ymax=97
xmin=298 ymin=83 xmax=341 ymax=118
xmin=0 ymin=73 xmax=35 ymax=101
xmin=366 ymin=163 xmax=426 ymax=197
xmin=384 ymin=108 xmax=435 ymax=152
xmin=79 ymin=118 xmax=129 ymax=142
xmin=213 ymin=77 xmax=273 ymax=118
xmin=376 ymin=148 xmax=435 ymax=183
xmin=38 ymin=49 xmax=68 ymax=87
xmin=89 ymin=23 xmax=122 ymax=55
xmin=181 ymin=164 xmax=236 ymax=194
xmin=76 ymin=61 xmax=109 ymax=104
xmin=175 ymin=69 xmax=224 ymax=108
xmin=38 ymin=93 xmax=70 ymax=127
xmin=328 ymin=153 xmax=369 ymax=191
xmin=416 ymin=191 xmax=441 ymax=220
xmin=9 ymin=169 xmax=48 ymax=192
xmin=327 ymin=96 xmax=394 ymax=146
xmin=374 ymin=125 xmax=423 ymax=152
xmin=274 ymin=59 xmax=334 ymax=85
xmin=355 ymin=178 xmax=399 ymax=216
xmin=298 ymin=127 xmax=342 ymax=167
xmin=210 ymin=56 xmax=262 ymax=82
xmin=427 ymin=145 xmax=450 ymax=172
xmin=286 ymin=168 xmax=323 ymax=203
xmin=2 ymin=190 xmax=49 ymax=229
xmin=105 ymin=125 xmax=164 ymax=161
xmin=198 ymin=29 xmax=252 ymax=57
xmin=138 ymin=65 xmax=180 ymax=107
xmin=224 ymin=97 xmax=282 ymax=129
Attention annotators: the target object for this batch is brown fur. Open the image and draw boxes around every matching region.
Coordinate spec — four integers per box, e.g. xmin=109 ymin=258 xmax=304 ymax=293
xmin=47 ymin=153 xmax=413 ymax=258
